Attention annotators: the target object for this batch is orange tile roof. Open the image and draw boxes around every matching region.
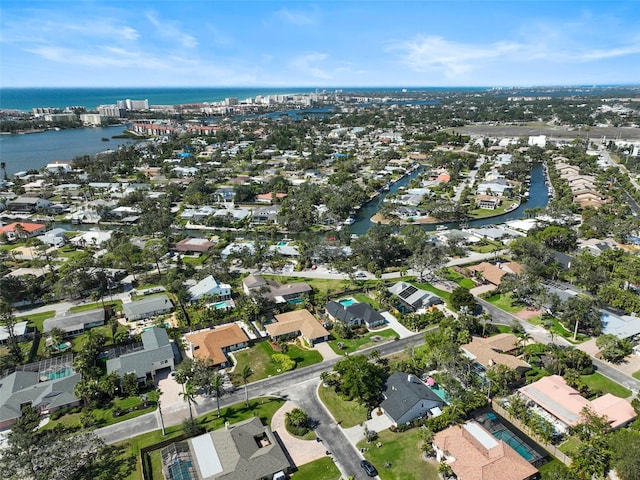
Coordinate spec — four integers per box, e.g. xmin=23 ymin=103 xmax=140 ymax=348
xmin=462 ymin=335 xmax=530 ymax=372
xmin=186 ymin=324 xmax=249 ymax=366
xmin=266 ymin=309 xmax=329 ymax=341
xmin=0 ymin=222 xmax=46 ymax=234
xmin=467 ymin=262 xmax=508 ymax=286
xmin=434 ymin=422 xmax=538 ymax=480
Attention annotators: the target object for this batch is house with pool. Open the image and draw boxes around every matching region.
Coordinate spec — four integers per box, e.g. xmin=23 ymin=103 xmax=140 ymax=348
xmin=387 ymin=281 xmax=443 ymax=312
xmin=242 ymin=274 xmax=312 ymax=305
xmin=265 ymin=309 xmax=329 ymax=346
xmin=433 ymin=421 xmax=539 ymax=480
xmin=325 ymin=299 xmax=386 ymax=328
xmin=43 ymin=308 xmax=107 ymax=338
xmin=380 ymin=372 xmax=446 ymax=427
xmin=188 ymin=275 xmax=235 ymax=310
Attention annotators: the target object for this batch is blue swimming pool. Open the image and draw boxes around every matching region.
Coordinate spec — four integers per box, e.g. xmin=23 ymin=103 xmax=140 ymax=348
xmin=428 ymin=384 xmax=449 ymax=404
xmin=493 ymin=428 xmax=536 ymax=461
xmin=339 ymin=298 xmax=357 ymax=307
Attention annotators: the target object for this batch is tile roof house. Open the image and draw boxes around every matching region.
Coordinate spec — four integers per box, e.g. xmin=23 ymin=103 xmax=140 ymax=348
xmin=0 ymin=370 xmax=81 ymax=430
xmin=175 ymin=237 xmax=215 ymax=254
xmin=107 ymin=327 xmax=175 ymax=381
xmin=0 ymin=222 xmax=47 ymax=240
xmin=325 ymin=301 xmax=386 ymax=328
xmin=160 ymin=416 xmax=291 ymax=480
xmin=380 ymin=372 xmax=446 ymax=427
xmin=123 ymin=294 xmax=173 ymax=321
xmin=265 ymin=309 xmax=329 ymax=345
xmin=186 ymin=324 xmax=250 ymax=368
xmin=242 ymin=274 xmax=312 ymax=304
xmin=43 ymin=308 xmax=107 ymax=337
xmin=433 ymin=421 xmax=538 ymax=480
xmin=519 ymin=375 xmax=636 ymax=433
xmin=387 ymin=281 xmax=443 ymax=312
xmin=461 ymin=335 xmax=530 ymax=375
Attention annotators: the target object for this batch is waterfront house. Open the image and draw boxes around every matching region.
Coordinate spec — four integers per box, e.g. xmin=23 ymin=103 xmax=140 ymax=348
xmin=174 ymin=237 xmax=214 ymax=255
xmin=0 ymin=222 xmax=47 ymax=241
xmin=380 ymin=372 xmax=446 ymax=427
xmin=6 ymin=196 xmax=52 ymax=213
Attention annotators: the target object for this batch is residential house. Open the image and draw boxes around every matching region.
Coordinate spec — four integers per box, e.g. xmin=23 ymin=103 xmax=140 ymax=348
xmin=123 ymin=294 xmax=173 ymax=321
xmin=256 ymin=192 xmax=288 ymax=204
xmin=159 ymin=417 xmax=291 ymax=480
xmin=0 ymin=320 xmax=29 ymax=345
xmin=380 ymin=372 xmax=446 ymax=427
xmin=251 ymin=205 xmax=280 ymax=224
xmin=43 ymin=308 xmax=107 ymax=337
xmin=0 ymin=368 xmax=81 ymax=430
xmin=188 ymin=275 xmax=234 ymax=310
xmin=175 ymin=237 xmax=214 ymax=255
xmin=6 ymin=196 xmax=52 ymax=213
xmin=70 ymin=230 xmax=113 ymax=248
xmin=325 ymin=301 xmax=386 ymax=328
xmin=107 ymin=327 xmax=175 ymax=381
xmin=242 ymin=274 xmax=312 ymax=304
xmin=518 ymin=375 xmax=636 ymax=435
xmin=0 ymin=222 xmax=47 ymax=241
xmin=265 ymin=309 xmax=329 ymax=345
xmin=475 ymin=195 xmax=502 ymax=210
xmin=433 ymin=421 xmax=538 ymax=480
xmin=461 ymin=334 xmax=530 ymax=376
xmin=387 ymin=281 xmax=443 ymax=312
xmin=37 ymin=227 xmax=67 ymax=247
xmin=186 ymin=324 xmax=250 ymax=368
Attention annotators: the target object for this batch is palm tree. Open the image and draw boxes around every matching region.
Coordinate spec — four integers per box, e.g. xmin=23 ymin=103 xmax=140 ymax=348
xmin=240 ymin=365 xmax=253 ymax=408
xmin=180 ymin=381 xmax=198 ymax=420
xmin=285 ymin=407 xmax=309 ymax=432
xmin=210 ymin=373 xmax=224 ymax=417
xmin=49 ymin=327 xmax=65 ymax=352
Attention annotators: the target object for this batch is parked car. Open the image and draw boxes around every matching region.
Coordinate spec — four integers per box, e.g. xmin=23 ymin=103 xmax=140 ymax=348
xmin=360 ymin=460 xmax=378 ymax=477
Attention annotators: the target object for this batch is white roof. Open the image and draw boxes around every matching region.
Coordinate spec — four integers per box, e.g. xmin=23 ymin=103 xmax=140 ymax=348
xmin=463 ymin=422 xmax=498 ymax=449
xmin=191 ymin=433 xmax=222 ymax=477
xmin=0 ymin=321 xmax=28 ymax=342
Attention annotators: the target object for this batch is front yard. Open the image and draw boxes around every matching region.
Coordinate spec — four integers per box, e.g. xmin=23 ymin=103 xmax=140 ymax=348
xmin=580 ymin=372 xmax=632 ymax=398
xmin=232 ymin=340 xmax=323 ymax=383
xmin=317 ymin=384 xmax=368 ymax=428
xmin=292 ymin=457 xmax=341 ymax=480
xmin=328 ymin=328 xmax=398 ymax=355
xmin=357 ymin=429 xmax=439 ymax=480
xmin=484 ymin=292 xmax=523 ymax=314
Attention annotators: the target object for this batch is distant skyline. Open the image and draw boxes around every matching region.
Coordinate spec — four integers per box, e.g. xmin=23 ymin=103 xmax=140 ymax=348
xmin=1 ymin=1 xmax=639 ymax=88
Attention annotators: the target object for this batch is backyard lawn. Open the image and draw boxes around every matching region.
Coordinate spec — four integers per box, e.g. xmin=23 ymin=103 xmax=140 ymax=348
xmin=317 ymin=384 xmax=368 ymax=428
xmin=292 ymin=457 xmax=341 ymax=480
xmin=130 ymin=397 xmax=286 ymax=480
xmin=357 ymin=429 xmax=439 ymax=480
xmin=328 ymin=328 xmax=398 ymax=355
xmin=232 ymin=340 xmax=323 ymax=383
xmin=410 ymin=280 xmax=451 ymax=304
xmin=442 ymin=267 xmax=476 ymax=289
xmin=580 ymin=372 xmax=632 ymax=398
xmin=352 ymin=292 xmax=381 ymax=310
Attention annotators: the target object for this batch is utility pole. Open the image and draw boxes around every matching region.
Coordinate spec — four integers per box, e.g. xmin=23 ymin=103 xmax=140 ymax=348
xmin=158 ymin=398 xmax=166 ymax=436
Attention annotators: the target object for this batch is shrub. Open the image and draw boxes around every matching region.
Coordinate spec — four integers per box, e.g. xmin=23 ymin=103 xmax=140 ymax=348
xmin=272 ymin=353 xmax=295 ymax=372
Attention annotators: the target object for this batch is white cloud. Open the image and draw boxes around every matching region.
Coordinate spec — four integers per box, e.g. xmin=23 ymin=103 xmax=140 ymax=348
xmin=290 ymin=53 xmax=332 ymax=80
xmin=145 ymin=11 xmax=198 ymax=49
xmin=275 ymin=7 xmax=318 ymax=25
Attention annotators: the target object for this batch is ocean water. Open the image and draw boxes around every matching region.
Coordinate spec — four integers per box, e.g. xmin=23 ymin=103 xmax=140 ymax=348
xmin=0 ymin=86 xmax=484 ymax=112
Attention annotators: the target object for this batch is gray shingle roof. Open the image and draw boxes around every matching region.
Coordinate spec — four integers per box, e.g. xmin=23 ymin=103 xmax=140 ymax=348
xmin=106 ymin=327 xmax=174 ymax=379
xmin=380 ymin=371 xmax=445 ymax=424
xmin=325 ymin=301 xmax=385 ymax=326
xmin=43 ymin=308 xmax=106 ymax=334
xmin=122 ymin=294 xmax=173 ymax=319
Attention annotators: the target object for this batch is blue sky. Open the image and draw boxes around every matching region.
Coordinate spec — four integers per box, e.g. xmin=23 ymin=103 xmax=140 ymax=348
xmin=1 ymin=0 xmax=639 ymax=87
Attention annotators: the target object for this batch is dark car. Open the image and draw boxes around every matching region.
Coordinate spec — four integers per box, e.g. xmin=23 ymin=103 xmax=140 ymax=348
xmin=360 ymin=460 xmax=378 ymax=477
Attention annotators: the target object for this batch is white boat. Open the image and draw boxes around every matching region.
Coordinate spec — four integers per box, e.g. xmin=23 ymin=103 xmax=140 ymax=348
xmin=343 ymin=217 xmax=356 ymax=225
xmin=436 ymin=225 xmax=448 ymax=231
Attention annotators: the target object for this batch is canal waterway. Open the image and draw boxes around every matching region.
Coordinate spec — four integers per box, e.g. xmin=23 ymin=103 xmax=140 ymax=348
xmin=349 ymin=162 xmax=549 ymax=235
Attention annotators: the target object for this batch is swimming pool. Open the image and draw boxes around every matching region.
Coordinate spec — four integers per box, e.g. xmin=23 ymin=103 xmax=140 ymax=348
xmin=428 ymin=385 xmax=449 ymax=404
xmin=47 ymin=368 xmax=73 ymax=380
xmin=492 ymin=428 xmax=536 ymax=462
xmin=339 ymin=298 xmax=357 ymax=307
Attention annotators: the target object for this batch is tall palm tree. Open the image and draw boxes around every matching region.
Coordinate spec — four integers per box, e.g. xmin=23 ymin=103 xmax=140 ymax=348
xmin=180 ymin=381 xmax=198 ymax=420
xmin=210 ymin=373 xmax=224 ymax=417
xmin=240 ymin=365 xmax=253 ymax=408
